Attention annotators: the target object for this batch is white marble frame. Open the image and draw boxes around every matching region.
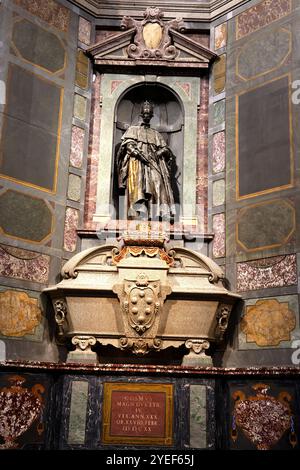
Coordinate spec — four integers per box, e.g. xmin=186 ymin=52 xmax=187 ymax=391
xmin=93 ymin=73 xmax=200 ymax=226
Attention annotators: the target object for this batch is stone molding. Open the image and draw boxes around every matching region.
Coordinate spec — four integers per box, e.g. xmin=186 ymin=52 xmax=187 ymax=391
xmin=68 ymin=0 xmax=252 ymax=22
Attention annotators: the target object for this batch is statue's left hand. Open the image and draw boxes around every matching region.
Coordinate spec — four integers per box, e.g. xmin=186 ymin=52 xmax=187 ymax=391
xmin=156 ymin=147 xmax=169 ymax=159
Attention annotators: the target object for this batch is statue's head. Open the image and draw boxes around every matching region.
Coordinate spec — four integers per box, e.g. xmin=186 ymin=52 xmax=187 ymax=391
xmin=140 ymin=100 xmax=153 ymax=124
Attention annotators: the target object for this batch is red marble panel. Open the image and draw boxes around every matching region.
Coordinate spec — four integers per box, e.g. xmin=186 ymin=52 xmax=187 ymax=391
xmin=78 ymin=17 xmax=91 ymax=45
xmin=196 ymin=76 xmax=209 ymax=232
xmin=0 ymin=244 xmax=50 ymax=284
xmin=236 ymin=254 xmax=297 ymax=292
xmin=212 ymin=131 xmax=225 ymax=174
xmin=84 ymin=73 xmax=101 ymax=230
xmin=14 ymin=0 xmax=70 ymax=32
xmin=212 ymin=213 xmax=225 ymax=258
xmin=63 ymin=207 xmax=79 ymax=252
xmin=236 ymin=0 xmax=291 ymax=40
xmin=70 ymin=126 xmax=85 ymax=169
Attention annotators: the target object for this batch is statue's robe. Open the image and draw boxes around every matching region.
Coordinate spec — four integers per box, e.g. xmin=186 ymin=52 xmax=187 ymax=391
xmin=117 ymin=125 xmax=175 ymax=220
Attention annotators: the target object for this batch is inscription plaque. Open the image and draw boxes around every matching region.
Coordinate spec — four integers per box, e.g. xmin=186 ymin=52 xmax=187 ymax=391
xmin=102 ymin=383 xmax=173 ymax=445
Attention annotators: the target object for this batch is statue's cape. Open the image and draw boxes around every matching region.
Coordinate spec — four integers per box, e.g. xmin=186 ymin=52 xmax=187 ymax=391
xmin=121 ymin=126 xmax=167 ymax=147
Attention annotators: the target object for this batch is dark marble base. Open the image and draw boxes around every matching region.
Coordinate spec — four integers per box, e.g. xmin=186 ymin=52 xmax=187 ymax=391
xmin=0 ymin=361 xmax=299 ymax=450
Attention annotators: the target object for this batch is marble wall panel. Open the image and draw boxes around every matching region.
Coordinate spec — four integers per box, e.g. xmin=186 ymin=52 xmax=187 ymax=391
xmin=239 ymin=295 xmax=299 ymax=349
xmin=214 ymin=23 xmax=227 ymax=50
xmin=236 ymin=0 xmax=292 ymax=40
xmin=236 ymin=27 xmax=291 ymax=81
xmin=0 ymin=373 xmax=51 ymax=449
xmin=78 ymin=17 xmax=91 ymax=45
xmin=12 ymin=18 xmax=66 ymax=73
xmin=236 ymin=254 xmax=297 ymax=292
xmin=0 ymin=244 xmax=50 ymax=284
xmin=0 ymin=64 xmax=62 ymax=191
xmin=64 ymin=207 xmax=79 ymax=252
xmin=189 ymin=384 xmax=207 ymax=448
xmin=84 ymin=73 xmax=101 ymax=229
xmin=75 ymin=50 xmax=89 ymax=89
xmin=213 ymin=213 xmax=225 ymax=258
xmin=0 ymin=290 xmax=41 ymax=337
xmin=237 ymin=75 xmax=292 ymax=199
xmin=0 ymin=190 xmax=53 ymax=243
xmin=67 ymin=174 xmax=81 ymax=202
xmin=213 ymin=179 xmax=225 ymax=207
xmin=68 ymin=380 xmax=89 ymax=444
xmin=70 ymin=126 xmax=85 ymax=169
xmin=14 ymin=0 xmax=70 ymax=32
xmin=196 ymin=76 xmax=209 ymax=232
xmin=73 ymin=94 xmax=87 ymax=121
xmin=213 ymin=100 xmax=225 ymax=127
xmin=214 ymin=54 xmax=226 ymax=94
xmin=236 ymin=199 xmax=295 ymax=252
xmin=212 ymin=132 xmax=225 ymax=174
xmin=229 ymin=381 xmax=298 ymax=450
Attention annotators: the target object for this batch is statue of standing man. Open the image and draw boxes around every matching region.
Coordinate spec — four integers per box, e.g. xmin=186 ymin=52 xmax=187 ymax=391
xmin=116 ymin=100 xmax=176 ymax=221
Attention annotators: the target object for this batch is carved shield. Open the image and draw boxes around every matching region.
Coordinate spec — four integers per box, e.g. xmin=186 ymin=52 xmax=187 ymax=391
xmin=142 ymin=23 xmax=163 ymax=49
xmin=124 ymin=276 xmax=160 ymax=335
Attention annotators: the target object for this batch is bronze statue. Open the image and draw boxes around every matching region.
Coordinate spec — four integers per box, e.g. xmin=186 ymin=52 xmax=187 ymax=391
xmin=116 ymin=100 xmax=176 ymax=221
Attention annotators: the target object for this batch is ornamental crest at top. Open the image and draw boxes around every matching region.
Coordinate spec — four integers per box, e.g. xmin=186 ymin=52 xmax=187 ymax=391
xmin=120 ymin=7 xmax=185 ymax=60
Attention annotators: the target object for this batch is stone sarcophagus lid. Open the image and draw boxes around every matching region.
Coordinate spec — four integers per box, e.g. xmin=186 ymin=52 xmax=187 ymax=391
xmin=45 ymin=236 xmax=240 ymax=365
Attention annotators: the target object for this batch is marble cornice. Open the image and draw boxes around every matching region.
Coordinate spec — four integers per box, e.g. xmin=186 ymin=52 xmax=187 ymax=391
xmin=1 ymin=361 xmax=300 ymax=377
xmin=68 ymin=0 xmax=252 ymax=22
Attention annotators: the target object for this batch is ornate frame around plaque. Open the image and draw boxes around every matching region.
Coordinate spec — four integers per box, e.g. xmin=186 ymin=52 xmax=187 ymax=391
xmin=102 ymin=382 xmax=173 ymax=446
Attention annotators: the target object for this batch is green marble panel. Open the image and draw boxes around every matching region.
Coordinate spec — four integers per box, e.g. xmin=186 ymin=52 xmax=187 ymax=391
xmin=12 ymin=19 xmax=65 ymax=73
xmin=68 ymin=380 xmax=89 ymax=444
xmin=213 ymin=100 xmax=225 ymax=127
xmin=213 ymin=179 xmax=225 ymax=206
xmin=237 ymin=27 xmax=291 ymax=81
xmin=67 ymin=174 xmax=81 ymax=202
xmin=237 ymin=199 xmax=295 ymax=251
xmin=0 ymin=190 xmax=53 ymax=242
xmin=189 ymin=384 xmax=207 ymax=448
xmin=73 ymin=94 xmax=87 ymax=121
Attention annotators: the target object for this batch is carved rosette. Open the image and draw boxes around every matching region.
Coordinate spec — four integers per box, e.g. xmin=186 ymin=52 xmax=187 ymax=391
xmin=120 ymin=7 xmax=184 ymax=60
xmin=215 ymin=304 xmax=232 ymax=340
xmin=53 ymin=299 xmax=68 ymax=340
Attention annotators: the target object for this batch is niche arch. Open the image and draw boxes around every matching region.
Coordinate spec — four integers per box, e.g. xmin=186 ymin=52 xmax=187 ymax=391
xmin=112 ymin=82 xmax=184 ymax=220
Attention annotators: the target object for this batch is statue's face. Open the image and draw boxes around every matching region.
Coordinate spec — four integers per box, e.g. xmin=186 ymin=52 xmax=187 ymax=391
xmin=141 ymin=105 xmax=153 ymax=124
